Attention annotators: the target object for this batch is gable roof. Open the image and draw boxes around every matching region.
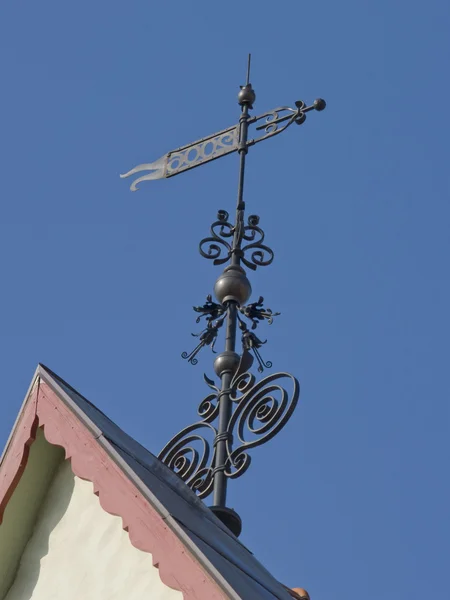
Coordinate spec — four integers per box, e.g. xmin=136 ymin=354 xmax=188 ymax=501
xmin=0 ymin=364 xmax=301 ymax=600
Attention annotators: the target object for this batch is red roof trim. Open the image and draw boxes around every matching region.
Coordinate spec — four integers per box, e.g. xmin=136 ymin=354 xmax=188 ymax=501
xmin=0 ymin=378 xmax=227 ymax=600
xmin=0 ymin=381 xmax=39 ymax=526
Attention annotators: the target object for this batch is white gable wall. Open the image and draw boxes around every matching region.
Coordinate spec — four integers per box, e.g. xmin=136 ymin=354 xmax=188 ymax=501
xmin=2 ymin=432 xmax=182 ymax=600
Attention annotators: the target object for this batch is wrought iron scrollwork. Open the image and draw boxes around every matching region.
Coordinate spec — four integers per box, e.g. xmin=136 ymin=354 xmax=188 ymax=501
xmin=199 ymin=210 xmax=234 ymax=265
xmin=158 ymin=371 xmax=299 ymax=499
xmin=225 ymin=371 xmax=299 ymax=478
xmin=239 ymin=214 xmax=275 ymax=270
xmin=158 ymin=374 xmax=220 ymax=498
xmin=248 ymin=98 xmax=325 ymax=147
xmin=158 ymin=421 xmax=216 ymax=497
xmin=199 ymin=211 xmax=274 ymax=270
xmin=250 ymin=105 xmax=298 ymax=143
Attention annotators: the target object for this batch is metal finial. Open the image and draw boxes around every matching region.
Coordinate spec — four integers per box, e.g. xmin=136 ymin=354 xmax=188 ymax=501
xmin=246 ymin=53 xmax=251 ymax=85
xmin=122 ymin=62 xmax=326 ymax=536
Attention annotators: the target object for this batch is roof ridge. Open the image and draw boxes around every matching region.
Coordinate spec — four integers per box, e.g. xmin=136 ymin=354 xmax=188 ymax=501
xmin=38 ymin=363 xmax=111 ymax=418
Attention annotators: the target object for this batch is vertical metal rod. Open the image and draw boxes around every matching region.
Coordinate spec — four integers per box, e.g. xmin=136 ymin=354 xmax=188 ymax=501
xmin=212 ymin=374 xmax=232 ymax=507
xmin=213 ymin=301 xmax=238 ymax=507
xmin=233 ymin=103 xmax=250 ymax=258
xmin=212 ymin=87 xmax=251 ymax=508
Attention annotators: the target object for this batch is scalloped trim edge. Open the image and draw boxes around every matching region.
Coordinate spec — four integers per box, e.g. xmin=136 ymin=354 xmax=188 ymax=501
xmin=0 ymin=377 xmax=226 ymax=600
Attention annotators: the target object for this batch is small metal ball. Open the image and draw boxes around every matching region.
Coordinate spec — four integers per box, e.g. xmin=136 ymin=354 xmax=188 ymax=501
xmin=214 ymin=351 xmax=241 ymax=376
xmin=313 ymin=98 xmax=326 ymax=111
xmin=238 ymin=84 xmax=256 ymax=108
xmin=292 ymin=589 xmax=310 ymax=600
xmin=214 ymin=265 xmax=252 ymax=306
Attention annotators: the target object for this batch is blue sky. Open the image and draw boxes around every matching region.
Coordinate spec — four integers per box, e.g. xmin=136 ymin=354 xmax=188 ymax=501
xmin=1 ymin=1 xmax=449 ymax=598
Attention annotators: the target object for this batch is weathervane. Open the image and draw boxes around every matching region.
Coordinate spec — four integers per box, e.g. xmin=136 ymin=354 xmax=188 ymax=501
xmin=122 ymin=56 xmax=325 ymax=537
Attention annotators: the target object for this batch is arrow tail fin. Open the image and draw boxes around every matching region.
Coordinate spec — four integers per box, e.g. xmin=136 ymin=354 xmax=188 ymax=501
xmin=120 ymin=155 xmax=167 ymax=190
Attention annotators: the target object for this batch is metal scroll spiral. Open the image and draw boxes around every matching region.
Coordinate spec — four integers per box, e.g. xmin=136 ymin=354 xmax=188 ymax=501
xmin=158 ymin=374 xmax=219 ymax=498
xmin=240 ymin=215 xmax=274 ymax=270
xmin=225 ymin=371 xmax=299 ymax=477
xmin=199 ymin=211 xmax=274 ymax=270
xmin=199 ymin=210 xmax=234 ymax=265
xmin=260 ymin=108 xmax=297 ymax=135
xmin=250 ymin=101 xmax=308 ymax=146
xmin=158 ymin=371 xmax=299 ymax=499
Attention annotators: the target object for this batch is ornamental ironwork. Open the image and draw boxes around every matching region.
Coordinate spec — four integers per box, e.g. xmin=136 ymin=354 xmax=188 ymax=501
xmin=182 ymin=292 xmax=279 ymax=371
xmin=158 ymin=370 xmax=299 ymax=499
xmin=122 ymin=55 xmax=326 ymax=537
xmin=199 ymin=210 xmax=274 ymax=270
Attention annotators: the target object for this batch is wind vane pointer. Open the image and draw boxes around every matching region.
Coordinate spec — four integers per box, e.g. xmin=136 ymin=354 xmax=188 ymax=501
xmin=120 ymin=70 xmax=325 ymax=190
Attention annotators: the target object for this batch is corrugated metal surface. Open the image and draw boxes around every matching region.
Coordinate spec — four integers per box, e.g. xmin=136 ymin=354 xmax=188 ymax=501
xmin=40 ymin=365 xmax=294 ymax=600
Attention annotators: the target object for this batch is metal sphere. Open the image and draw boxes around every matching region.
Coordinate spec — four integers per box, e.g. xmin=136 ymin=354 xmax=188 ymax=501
xmin=238 ymin=84 xmax=256 ymax=108
xmin=214 ymin=351 xmax=241 ymax=376
xmin=292 ymin=589 xmax=310 ymax=600
xmin=214 ymin=265 xmax=252 ymax=306
xmin=313 ymin=98 xmax=326 ymax=111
